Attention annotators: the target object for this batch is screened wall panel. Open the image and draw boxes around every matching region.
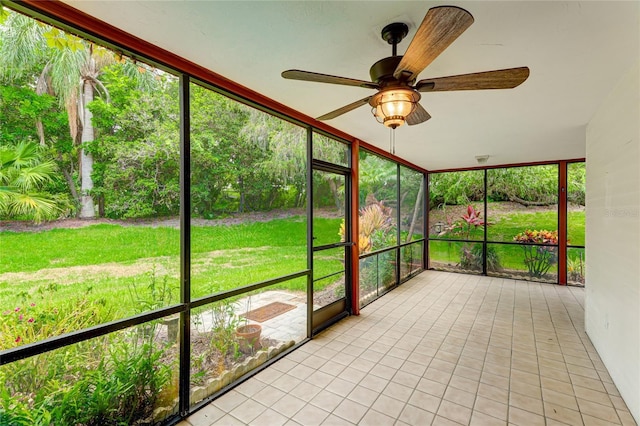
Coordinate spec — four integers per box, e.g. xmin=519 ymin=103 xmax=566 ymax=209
xmin=357 ymin=149 xmax=425 ymax=307
xmin=312 ymin=131 xmax=349 ymax=166
xmin=400 ymin=165 xmax=424 ymax=242
xmin=567 ymin=162 xmax=586 ymax=286
xmin=400 ymin=242 xmax=424 ymax=280
xmin=486 ymin=165 xmax=558 ymax=243
xmin=189 ymin=278 xmax=306 ymax=406
xmin=0 ymin=11 xmax=181 ymax=350
xmin=487 ymin=243 xmax=558 ymax=282
xmin=358 ymin=150 xmax=398 ymax=252
xmin=428 ymin=170 xmax=485 ymax=241
xmin=427 ymin=162 xmax=580 ymax=285
xmin=189 ymin=82 xmax=308 ymax=299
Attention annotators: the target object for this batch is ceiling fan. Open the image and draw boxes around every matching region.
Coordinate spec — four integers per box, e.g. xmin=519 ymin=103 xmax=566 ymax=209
xmin=282 ymin=5 xmax=529 ymax=129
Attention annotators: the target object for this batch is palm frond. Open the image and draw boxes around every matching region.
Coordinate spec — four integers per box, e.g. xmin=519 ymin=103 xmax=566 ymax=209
xmin=48 ymin=45 xmax=86 ymax=105
xmin=0 ymin=12 xmax=48 ymax=81
xmin=11 ymin=161 xmax=56 ymax=191
xmin=1 ymin=141 xmax=38 ymax=168
xmin=119 ymin=60 xmax=159 ymax=92
xmin=5 ymin=191 xmax=61 ymax=223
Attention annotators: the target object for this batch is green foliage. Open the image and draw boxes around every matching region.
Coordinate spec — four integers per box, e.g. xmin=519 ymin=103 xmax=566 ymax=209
xmin=90 ymin=65 xmax=180 ymax=218
xmin=488 ymin=166 xmax=558 ymax=204
xmin=1 ymin=294 xmax=109 ymax=350
xmin=0 ymin=334 xmax=172 ymax=426
xmin=0 ymin=7 xmax=8 ymax=25
xmin=567 ymin=249 xmax=585 ymax=284
xmin=313 ymin=132 xmax=349 ymax=165
xmin=88 ymin=77 xmax=309 ymax=219
xmin=399 ymin=165 xmax=424 ymax=242
xmin=429 ymin=170 xmax=484 ymax=208
xmin=359 ymin=150 xmax=398 ymax=205
xmin=0 ymin=142 xmax=70 ymax=222
xmin=568 ymin=162 xmax=586 ymax=205
xmin=429 ymin=164 xmax=585 ymax=209
xmin=42 ymin=27 xmax=84 ymax=52
xmin=127 ymin=265 xmax=176 ymax=312
xmin=459 ymin=244 xmax=501 ymax=272
xmin=0 ymin=85 xmax=67 ymax=146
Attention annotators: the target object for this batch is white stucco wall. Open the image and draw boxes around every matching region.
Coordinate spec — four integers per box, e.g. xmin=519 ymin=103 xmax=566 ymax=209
xmin=585 ymin=60 xmax=640 ymax=422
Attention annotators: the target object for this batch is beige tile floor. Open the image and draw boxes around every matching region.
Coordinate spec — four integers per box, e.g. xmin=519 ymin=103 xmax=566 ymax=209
xmin=180 ymin=271 xmax=637 ymax=426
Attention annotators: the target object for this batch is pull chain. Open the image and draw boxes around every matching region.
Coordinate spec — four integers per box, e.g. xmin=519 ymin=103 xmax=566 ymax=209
xmin=389 ymin=127 xmax=396 ymax=155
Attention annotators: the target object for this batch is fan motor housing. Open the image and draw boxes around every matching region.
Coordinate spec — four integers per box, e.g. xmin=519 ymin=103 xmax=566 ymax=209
xmin=370 ymin=56 xmax=404 ymax=84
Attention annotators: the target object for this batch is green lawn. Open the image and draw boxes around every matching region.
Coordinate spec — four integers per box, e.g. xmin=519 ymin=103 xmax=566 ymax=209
xmin=0 ymin=216 xmax=343 ymax=331
xmin=431 ymin=209 xmax=584 ymax=245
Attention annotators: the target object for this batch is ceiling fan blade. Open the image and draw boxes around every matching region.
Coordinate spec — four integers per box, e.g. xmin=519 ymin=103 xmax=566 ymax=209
xmin=394 ymin=6 xmax=474 ymax=81
xmin=282 ymin=70 xmax=379 ymax=89
xmin=406 ymin=103 xmax=431 ymax=126
xmin=415 ymin=67 xmax=530 ymax=92
xmin=317 ymin=96 xmax=372 ymax=121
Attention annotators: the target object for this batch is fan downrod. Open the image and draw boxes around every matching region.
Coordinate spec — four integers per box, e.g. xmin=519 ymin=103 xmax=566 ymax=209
xmin=381 ymin=22 xmax=409 ymax=56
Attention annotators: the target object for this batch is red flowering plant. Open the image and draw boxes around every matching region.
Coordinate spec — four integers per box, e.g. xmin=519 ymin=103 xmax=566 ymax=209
xmin=1 ymin=297 xmax=106 ymax=349
xmin=513 ymin=229 xmax=559 ymax=278
xmin=438 ymin=205 xmax=487 ymax=240
xmin=1 ymin=304 xmax=37 ymax=347
xmin=438 ymin=205 xmax=500 ymax=272
xmin=459 ymin=205 xmax=486 ymax=240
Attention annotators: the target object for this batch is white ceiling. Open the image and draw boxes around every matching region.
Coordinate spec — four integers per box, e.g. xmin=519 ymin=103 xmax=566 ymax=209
xmin=62 ymin=1 xmax=639 ymax=171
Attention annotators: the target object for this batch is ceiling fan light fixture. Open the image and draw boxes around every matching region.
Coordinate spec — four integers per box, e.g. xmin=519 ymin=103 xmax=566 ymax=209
xmin=370 ymin=88 xmax=420 ymax=129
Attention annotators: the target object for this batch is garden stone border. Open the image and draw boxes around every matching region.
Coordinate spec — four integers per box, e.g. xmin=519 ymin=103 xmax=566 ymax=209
xmin=151 ymin=339 xmax=296 ymax=423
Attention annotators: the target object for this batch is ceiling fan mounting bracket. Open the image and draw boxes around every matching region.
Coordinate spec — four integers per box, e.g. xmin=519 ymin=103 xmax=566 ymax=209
xmin=370 ymin=56 xmax=404 ymax=84
xmin=381 ymin=22 xmax=409 ymax=56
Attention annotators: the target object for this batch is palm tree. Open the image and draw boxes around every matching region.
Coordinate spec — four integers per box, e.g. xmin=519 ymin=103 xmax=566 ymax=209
xmin=0 ymin=142 xmax=66 ymax=223
xmin=0 ymin=12 xmax=114 ymax=218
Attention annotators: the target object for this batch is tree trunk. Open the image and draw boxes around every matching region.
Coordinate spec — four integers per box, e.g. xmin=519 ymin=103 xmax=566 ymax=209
xmin=58 ymin=155 xmax=79 ymax=205
xmin=35 ymin=63 xmax=53 ymax=146
xmin=508 ymin=194 xmax=555 ymax=207
xmin=238 ymin=175 xmax=245 ymax=213
xmin=328 ymin=178 xmax=342 ymax=213
xmin=406 ymin=180 xmax=424 ymax=242
xmin=79 ymin=76 xmax=96 ymax=219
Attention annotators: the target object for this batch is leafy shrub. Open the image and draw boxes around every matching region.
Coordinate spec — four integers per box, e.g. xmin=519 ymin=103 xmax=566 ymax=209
xmin=1 ymin=279 xmax=173 ymax=425
xmin=0 ymin=331 xmax=173 ymax=426
xmin=341 ymin=200 xmax=394 ymax=253
xmin=436 ymin=205 xmax=501 ymax=272
xmin=0 ymin=142 xmax=70 ymax=223
xmin=191 ymin=300 xmax=242 ymax=383
xmin=459 ymin=244 xmax=502 ymax=272
xmin=513 ymin=230 xmax=558 ymax=278
xmin=567 ymin=253 xmax=585 ymax=284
